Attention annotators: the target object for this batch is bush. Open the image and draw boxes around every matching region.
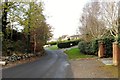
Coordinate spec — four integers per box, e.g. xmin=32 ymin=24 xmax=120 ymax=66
xmin=3 ymin=39 xmax=27 ymax=56
xmin=70 ymin=40 xmax=80 ymax=46
xmin=91 ymin=39 xmax=99 ymax=55
xmin=77 ymin=32 xmax=120 ymax=57
xmin=78 ymin=39 xmax=98 ymax=55
xmin=30 ymin=41 xmax=44 ymax=53
xmin=78 ymin=41 xmax=87 ymax=54
xmin=78 ymin=36 xmax=115 ymax=57
xmin=102 ymin=36 xmax=114 ymax=57
xmin=47 ymin=41 xmax=57 ymax=46
xmin=57 ymin=39 xmax=80 ymax=48
xmin=2 ymin=40 xmax=14 ymax=56
xmin=13 ymin=40 xmax=27 ymax=53
xmin=118 ymin=34 xmax=120 ymax=45
xmin=57 ymin=42 xmax=70 ymax=48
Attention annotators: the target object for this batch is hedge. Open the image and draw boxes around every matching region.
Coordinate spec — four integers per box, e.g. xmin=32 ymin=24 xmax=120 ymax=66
xmin=118 ymin=34 xmax=120 ymax=45
xmin=78 ymin=36 xmax=115 ymax=57
xmin=102 ymin=36 xmax=114 ymax=57
xmin=57 ymin=40 xmax=80 ymax=48
xmin=47 ymin=41 xmax=57 ymax=46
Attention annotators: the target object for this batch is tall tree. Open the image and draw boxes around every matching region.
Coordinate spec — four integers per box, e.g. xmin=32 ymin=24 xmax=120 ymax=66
xmin=79 ymin=1 xmax=107 ymax=41
xmin=1 ymin=1 xmax=53 ymax=54
xmin=100 ymin=1 xmax=119 ymax=42
xmin=14 ymin=2 xmax=53 ymax=53
xmin=1 ymin=2 xmax=14 ymax=39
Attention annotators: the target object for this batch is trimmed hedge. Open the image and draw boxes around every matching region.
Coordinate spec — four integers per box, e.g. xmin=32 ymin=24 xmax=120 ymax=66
xmin=47 ymin=41 xmax=57 ymax=46
xmin=57 ymin=40 xmax=80 ymax=48
xmin=57 ymin=42 xmax=70 ymax=48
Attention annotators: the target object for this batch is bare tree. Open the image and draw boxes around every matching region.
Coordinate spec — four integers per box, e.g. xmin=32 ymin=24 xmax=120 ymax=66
xmin=79 ymin=1 xmax=107 ymax=41
xmin=100 ymin=1 xmax=119 ymax=42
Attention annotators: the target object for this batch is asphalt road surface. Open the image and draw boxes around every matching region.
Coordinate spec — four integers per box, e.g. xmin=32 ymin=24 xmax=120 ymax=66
xmin=2 ymin=50 xmax=73 ymax=78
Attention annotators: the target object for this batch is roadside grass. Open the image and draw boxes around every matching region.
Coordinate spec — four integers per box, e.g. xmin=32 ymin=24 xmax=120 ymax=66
xmin=64 ymin=48 xmax=95 ymax=60
xmin=47 ymin=45 xmax=58 ymax=50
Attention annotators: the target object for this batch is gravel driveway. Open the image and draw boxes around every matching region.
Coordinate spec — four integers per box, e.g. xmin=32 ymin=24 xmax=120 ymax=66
xmin=70 ymin=58 xmax=118 ymax=78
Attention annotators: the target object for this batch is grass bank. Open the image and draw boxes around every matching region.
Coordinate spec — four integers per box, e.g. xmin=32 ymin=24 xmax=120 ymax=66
xmin=47 ymin=45 xmax=58 ymax=50
xmin=64 ymin=48 xmax=95 ymax=60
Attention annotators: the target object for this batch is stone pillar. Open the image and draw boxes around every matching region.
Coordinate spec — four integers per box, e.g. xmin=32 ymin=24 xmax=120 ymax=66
xmin=113 ymin=42 xmax=120 ymax=66
xmin=98 ymin=42 xmax=105 ymax=58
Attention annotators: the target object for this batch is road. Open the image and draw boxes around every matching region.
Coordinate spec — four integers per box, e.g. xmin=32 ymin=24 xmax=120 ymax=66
xmin=2 ymin=50 xmax=73 ymax=78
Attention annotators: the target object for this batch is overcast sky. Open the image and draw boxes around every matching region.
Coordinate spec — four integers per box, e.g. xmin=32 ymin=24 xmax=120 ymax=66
xmin=43 ymin=0 xmax=89 ymax=39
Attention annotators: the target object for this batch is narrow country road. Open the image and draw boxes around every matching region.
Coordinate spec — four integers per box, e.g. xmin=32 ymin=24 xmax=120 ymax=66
xmin=2 ymin=50 xmax=73 ymax=78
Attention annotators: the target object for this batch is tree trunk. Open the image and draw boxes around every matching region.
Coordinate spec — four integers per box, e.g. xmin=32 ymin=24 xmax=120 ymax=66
xmin=2 ymin=2 xmax=8 ymax=39
xmin=33 ymin=34 xmax=36 ymax=54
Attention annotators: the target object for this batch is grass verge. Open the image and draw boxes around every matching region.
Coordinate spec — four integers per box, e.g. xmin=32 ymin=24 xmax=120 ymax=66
xmin=64 ymin=48 xmax=95 ymax=60
xmin=47 ymin=45 xmax=58 ymax=50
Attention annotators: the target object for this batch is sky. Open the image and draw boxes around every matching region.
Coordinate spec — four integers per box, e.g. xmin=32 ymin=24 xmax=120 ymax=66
xmin=43 ymin=0 xmax=89 ymax=39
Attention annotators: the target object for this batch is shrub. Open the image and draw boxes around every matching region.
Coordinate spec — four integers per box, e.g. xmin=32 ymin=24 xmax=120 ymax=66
xmin=78 ymin=36 xmax=115 ymax=57
xmin=47 ymin=41 xmax=57 ymax=46
xmin=57 ymin=39 xmax=80 ymax=48
xmin=3 ymin=39 xmax=27 ymax=56
xmin=78 ymin=41 xmax=87 ymax=54
xmin=78 ymin=39 xmax=98 ymax=55
xmin=70 ymin=40 xmax=80 ymax=46
xmin=57 ymin=42 xmax=70 ymax=48
xmin=78 ymin=35 xmax=120 ymax=57
xmin=91 ymin=39 xmax=99 ymax=55
xmin=30 ymin=41 xmax=44 ymax=53
xmin=102 ymin=36 xmax=114 ymax=57
xmin=2 ymin=40 xmax=14 ymax=56
xmin=13 ymin=40 xmax=27 ymax=53
xmin=118 ymin=34 xmax=120 ymax=45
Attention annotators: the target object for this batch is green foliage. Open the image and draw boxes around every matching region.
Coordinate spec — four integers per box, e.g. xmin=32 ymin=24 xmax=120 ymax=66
xmin=30 ymin=41 xmax=44 ymax=53
xmin=2 ymin=2 xmax=51 ymax=56
xmin=57 ymin=39 xmax=80 ymax=48
xmin=91 ymin=39 xmax=99 ymax=55
xmin=78 ymin=36 xmax=115 ymax=57
xmin=78 ymin=39 xmax=98 ymax=55
xmin=2 ymin=39 xmax=27 ymax=56
xmin=13 ymin=40 xmax=27 ymax=53
xmin=47 ymin=45 xmax=58 ymax=50
xmin=47 ymin=41 xmax=57 ymax=45
xmin=2 ymin=40 xmax=13 ymax=56
xmin=102 ymin=36 xmax=115 ymax=57
xmin=118 ymin=34 xmax=120 ymax=46
xmin=64 ymin=48 xmax=95 ymax=59
xmin=57 ymin=42 xmax=70 ymax=48
xmin=78 ymin=41 xmax=86 ymax=54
